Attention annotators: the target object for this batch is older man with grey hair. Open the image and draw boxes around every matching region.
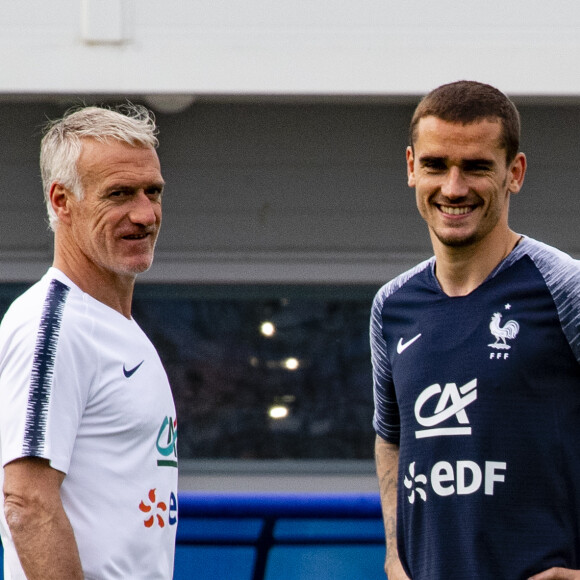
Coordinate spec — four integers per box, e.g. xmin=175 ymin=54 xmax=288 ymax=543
xmin=0 ymin=105 xmax=178 ymax=579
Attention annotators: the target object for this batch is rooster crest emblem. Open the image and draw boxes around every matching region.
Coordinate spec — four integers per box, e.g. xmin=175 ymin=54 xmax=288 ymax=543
xmin=488 ymin=312 xmax=520 ymax=350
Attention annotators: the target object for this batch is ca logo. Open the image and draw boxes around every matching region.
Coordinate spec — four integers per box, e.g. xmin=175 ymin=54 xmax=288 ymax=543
xmin=414 ymin=379 xmax=477 ymax=439
xmin=156 ymin=416 xmax=178 ymax=467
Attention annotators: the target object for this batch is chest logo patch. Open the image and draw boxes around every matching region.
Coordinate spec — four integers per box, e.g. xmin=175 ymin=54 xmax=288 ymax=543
xmin=414 ymin=379 xmax=478 ymax=439
xmin=403 ymin=459 xmax=507 ymax=504
xmin=156 ymin=416 xmax=178 ymax=467
xmin=123 ymin=360 xmax=144 ymax=378
xmin=397 ymin=333 xmax=422 ymax=354
xmin=488 ymin=312 xmax=519 ymax=350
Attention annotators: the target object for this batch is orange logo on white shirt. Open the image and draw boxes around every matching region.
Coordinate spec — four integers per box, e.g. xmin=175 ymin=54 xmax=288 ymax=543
xmin=139 ymin=488 xmax=177 ymax=528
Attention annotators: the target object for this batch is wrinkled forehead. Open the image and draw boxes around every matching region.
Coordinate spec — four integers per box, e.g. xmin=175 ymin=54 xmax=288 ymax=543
xmin=77 ymin=138 xmax=163 ymax=186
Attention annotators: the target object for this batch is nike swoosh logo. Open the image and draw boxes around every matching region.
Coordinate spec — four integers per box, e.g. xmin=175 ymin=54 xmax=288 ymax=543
xmin=397 ymin=333 xmax=422 ymax=354
xmin=123 ymin=360 xmax=144 ymax=378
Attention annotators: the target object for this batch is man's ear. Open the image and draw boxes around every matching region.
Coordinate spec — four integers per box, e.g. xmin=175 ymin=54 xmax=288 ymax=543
xmin=406 ymin=146 xmax=416 ymax=188
xmin=507 ymin=152 xmax=527 ymax=194
xmin=49 ymin=183 xmax=77 ymax=225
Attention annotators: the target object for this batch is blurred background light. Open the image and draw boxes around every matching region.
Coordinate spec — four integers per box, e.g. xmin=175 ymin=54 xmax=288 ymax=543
xmin=268 ymin=405 xmax=289 ymax=420
xmin=283 ymin=357 xmax=300 ymax=371
xmin=260 ymin=321 xmax=276 ymax=337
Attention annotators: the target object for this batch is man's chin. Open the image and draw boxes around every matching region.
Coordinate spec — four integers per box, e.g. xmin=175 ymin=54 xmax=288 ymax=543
xmin=116 ymin=257 xmax=155 ymax=277
xmin=440 ymin=237 xmax=475 ymax=248
xmin=430 ymin=219 xmax=483 ymax=245
xmin=433 ymin=230 xmax=479 ymax=249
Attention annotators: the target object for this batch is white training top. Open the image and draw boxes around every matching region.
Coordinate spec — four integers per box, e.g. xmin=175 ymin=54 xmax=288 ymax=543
xmin=0 ymin=268 xmax=178 ymax=579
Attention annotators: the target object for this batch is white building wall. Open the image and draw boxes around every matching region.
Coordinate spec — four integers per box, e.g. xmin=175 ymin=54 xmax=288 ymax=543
xmin=1 ymin=0 xmax=580 ymax=97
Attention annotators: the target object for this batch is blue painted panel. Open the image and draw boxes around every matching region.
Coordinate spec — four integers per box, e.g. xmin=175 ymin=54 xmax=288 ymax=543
xmin=273 ymin=518 xmax=384 ymax=542
xmin=174 ymin=546 xmax=256 ymax=579
xmin=177 ymin=518 xmax=263 ymax=542
xmin=178 ymin=492 xmax=381 ymax=519
xmin=264 ymin=546 xmax=385 ymax=580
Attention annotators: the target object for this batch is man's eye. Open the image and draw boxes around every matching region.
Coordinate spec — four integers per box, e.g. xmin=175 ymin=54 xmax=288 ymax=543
xmin=422 ymin=162 xmax=445 ymax=172
xmin=464 ymin=162 xmax=493 ymax=173
xmin=109 ymin=190 xmax=129 ymax=198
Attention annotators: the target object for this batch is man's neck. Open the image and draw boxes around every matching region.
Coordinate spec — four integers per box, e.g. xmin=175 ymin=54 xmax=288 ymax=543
xmin=52 ymin=254 xmax=135 ymax=319
xmin=432 ymin=230 xmax=521 ymax=297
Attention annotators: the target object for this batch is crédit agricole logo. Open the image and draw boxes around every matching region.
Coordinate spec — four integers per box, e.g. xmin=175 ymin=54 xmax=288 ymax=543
xmin=156 ymin=416 xmax=178 ymax=467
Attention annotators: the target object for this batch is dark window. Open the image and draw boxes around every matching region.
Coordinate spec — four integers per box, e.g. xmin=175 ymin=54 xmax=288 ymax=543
xmin=1 ymin=284 xmax=377 ymax=461
xmin=133 ymin=285 xmax=376 ymax=460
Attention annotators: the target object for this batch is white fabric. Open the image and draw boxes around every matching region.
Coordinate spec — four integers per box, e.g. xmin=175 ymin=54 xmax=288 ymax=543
xmin=0 ymin=268 xmax=178 ymax=579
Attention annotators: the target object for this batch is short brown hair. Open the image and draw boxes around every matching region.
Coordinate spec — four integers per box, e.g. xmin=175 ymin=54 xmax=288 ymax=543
xmin=409 ymin=80 xmax=521 ymax=164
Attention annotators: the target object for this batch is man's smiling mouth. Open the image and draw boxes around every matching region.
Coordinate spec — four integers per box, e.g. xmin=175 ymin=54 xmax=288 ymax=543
xmin=123 ymin=232 xmax=152 ymax=240
xmin=439 ymin=205 xmax=473 ymax=216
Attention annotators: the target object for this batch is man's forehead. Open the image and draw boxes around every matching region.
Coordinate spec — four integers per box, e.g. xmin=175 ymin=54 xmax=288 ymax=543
xmin=77 ymin=138 xmax=163 ymax=189
xmin=416 ymin=115 xmax=502 ymax=134
xmin=79 ymin=136 xmax=157 ymax=156
xmin=414 ymin=116 xmax=505 ymax=157
xmin=79 ymin=138 xmax=160 ymax=169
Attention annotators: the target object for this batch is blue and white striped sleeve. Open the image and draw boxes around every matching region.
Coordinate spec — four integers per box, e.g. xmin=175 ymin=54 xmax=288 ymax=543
xmin=370 ymin=284 xmax=400 ymax=444
xmin=524 ymin=239 xmax=580 ymax=364
xmin=0 ymin=278 xmax=76 ymax=471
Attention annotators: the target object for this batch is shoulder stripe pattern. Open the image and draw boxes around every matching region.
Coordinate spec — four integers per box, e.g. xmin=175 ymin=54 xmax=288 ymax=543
xmin=504 ymin=238 xmax=580 ymax=363
xmin=370 ymin=258 xmax=433 ymax=442
xmin=24 ymin=279 xmax=70 ymax=456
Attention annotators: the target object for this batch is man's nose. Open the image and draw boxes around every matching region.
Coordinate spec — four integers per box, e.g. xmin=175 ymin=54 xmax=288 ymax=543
xmin=129 ymin=191 xmax=159 ymax=225
xmin=441 ymin=167 xmax=469 ymax=198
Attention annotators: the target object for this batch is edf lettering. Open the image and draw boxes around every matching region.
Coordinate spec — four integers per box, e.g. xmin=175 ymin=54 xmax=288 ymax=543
xmin=431 ymin=460 xmax=506 ymax=496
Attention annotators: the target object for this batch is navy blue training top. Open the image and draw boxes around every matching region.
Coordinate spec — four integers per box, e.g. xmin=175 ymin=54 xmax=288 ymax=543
xmin=371 ymin=237 xmax=580 ymax=579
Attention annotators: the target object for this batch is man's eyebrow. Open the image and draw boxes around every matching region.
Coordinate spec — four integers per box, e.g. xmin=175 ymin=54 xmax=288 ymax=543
xmin=417 ymin=155 xmax=446 ymax=166
xmin=417 ymin=156 xmax=496 ymax=168
xmin=107 ymin=180 xmax=165 ymax=191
